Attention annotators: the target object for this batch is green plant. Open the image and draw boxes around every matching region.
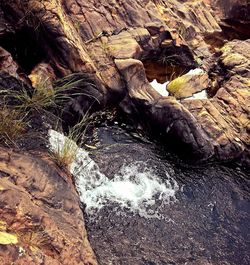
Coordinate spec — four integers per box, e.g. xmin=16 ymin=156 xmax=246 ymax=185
xmin=50 ymin=109 xmax=94 ymax=169
xmin=0 ymin=105 xmax=27 ymax=145
xmin=167 ymin=75 xmax=188 ymax=97
xmin=0 ymin=74 xmax=100 ymax=113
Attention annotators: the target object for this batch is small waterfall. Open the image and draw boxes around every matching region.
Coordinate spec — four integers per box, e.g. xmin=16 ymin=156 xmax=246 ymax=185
xmin=49 ymin=130 xmax=179 ymax=218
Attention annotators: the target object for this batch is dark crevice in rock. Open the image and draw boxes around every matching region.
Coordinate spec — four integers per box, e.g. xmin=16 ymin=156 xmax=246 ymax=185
xmin=220 ymin=19 xmax=250 ymax=40
xmin=143 ymin=60 xmax=189 ymax=83
xmin=141 ymin=44 xmax=197 ymax=83
xmin=142 ymin=44 xmax=197 ymax=68
xmin=0 ymin=27 xmax=47 ymax=75
xmin=207 ymin=55 xmax=229 ymax=97
xmin=203 ymin=20 xmax=250 ymax=50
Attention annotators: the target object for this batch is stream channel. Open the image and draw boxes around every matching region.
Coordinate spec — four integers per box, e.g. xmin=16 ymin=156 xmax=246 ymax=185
xmin=50 ymin=120 xmax=249 ymax=265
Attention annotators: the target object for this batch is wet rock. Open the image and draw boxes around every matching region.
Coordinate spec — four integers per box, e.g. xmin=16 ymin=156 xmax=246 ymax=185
xmin=0 ymin=147 xmax=97 ymax=265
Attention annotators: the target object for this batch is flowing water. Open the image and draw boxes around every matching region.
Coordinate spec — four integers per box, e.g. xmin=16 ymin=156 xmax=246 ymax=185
xmin=49 ymin=123 xmax=250 ymax=265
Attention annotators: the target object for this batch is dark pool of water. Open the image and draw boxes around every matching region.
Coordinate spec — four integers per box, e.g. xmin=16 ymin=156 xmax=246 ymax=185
xmin=83 ymin=124 xmax=250 ymax=265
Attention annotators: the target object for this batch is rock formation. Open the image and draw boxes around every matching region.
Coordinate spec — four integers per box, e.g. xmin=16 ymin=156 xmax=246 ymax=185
xmin=0 ymin=0 xmax=249 ymax=262
xmin=0 ymin=148 xmax=97 ymax=265
xmin=0 ymin=0 xmax=249 ymax=160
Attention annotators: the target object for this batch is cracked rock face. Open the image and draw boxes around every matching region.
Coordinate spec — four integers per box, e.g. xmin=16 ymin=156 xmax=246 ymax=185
xmin=0 ymin=148 xmax=97 ymax=265
xmin=0 ymin=0 xmax=249 ymax=165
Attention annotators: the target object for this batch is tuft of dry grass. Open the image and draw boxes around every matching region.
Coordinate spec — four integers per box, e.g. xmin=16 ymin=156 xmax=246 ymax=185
xmin=49 ymin=111 xmax=92 ymax=169
xmin=167 ymin=75 xmax=188 ymax=98
xmin=0 ymin=73 xmax=100 ymax=148
xmin=0 ymin=105 xmax=27 ymax=145
xmin=51 ymin=134 xmax=78 ymax=169
xmin=1 ymin=73 xmax=100 ymax=113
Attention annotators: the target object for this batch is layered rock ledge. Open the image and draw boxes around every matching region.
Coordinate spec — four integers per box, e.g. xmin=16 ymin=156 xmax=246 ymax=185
xmin=0 ymin=148 xmax=97 ymax=265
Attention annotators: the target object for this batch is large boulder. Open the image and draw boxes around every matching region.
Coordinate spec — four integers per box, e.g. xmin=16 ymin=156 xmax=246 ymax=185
xmin=0 ymin=147 xmax=97 ymax=265
xmin=167 ymin=70 xmax=209 ymax=99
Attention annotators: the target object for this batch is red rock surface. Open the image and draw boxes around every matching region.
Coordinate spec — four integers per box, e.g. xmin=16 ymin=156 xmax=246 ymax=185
xmin=0 ymin=148 xmax=97 ymax=265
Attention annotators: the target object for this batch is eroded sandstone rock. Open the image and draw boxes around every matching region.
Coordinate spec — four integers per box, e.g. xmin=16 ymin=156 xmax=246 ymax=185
xmin=116 ymin=58 xmax=214 ymax=160
xmin=0 ymin=148 xmax=97 ymax=265
xmin=0 ymin=0 xmax=248 ymax=165
xmin=116 ymin=38 xmax=250 ymax=165
xmin=183 ymin=40 xmax=250 ymax=164
xmin=0 ymin=0 xmax=221 ymax=92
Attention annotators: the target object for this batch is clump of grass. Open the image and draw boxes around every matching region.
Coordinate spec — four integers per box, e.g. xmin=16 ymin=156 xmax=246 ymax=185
xmin=51 ymin=131 xmax=79 ymax=169
xmin=0 ymin=73 xmax=100 ymax=149
xmin=167 ymin=75 xmax=188 ymax=98
xmin=50 ymin=110 xmax=93 ymax=169
xmin=1 ymin=73 xmax=100 ymax=113
xmin=0 ymin=105 xmax=27 ymax=145
xmin=14 ymin=81 xmax=55 ymax=111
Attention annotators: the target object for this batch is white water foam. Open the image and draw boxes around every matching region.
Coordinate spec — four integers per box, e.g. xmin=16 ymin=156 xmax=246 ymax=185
xmin=49 ymin=130 xmax=179 ymax=218
xmin=150 ymin=79 xmax=169 ymax=97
